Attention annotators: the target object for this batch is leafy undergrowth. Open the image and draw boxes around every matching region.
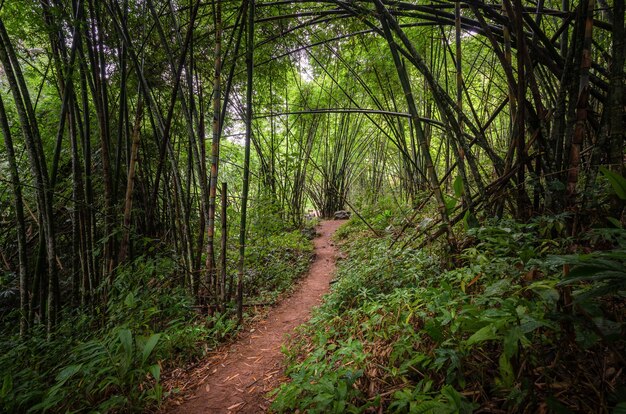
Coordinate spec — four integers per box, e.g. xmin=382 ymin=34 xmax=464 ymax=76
xmin=0 ymin=228 xmax=313 ymax=413
xmin=271 ymin=216 xmax=626 ymax=413
xmin=244 ymin=229 xmax=315 ymax=304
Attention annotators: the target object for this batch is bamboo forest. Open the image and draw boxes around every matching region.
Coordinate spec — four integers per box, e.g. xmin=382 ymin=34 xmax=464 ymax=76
xmin=0 ymin=0 xmax=624 ymax=412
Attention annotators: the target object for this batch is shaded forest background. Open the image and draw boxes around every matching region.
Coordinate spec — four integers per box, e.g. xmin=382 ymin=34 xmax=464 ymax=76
xmin=0 ymin=0 xmax=624 ymax=412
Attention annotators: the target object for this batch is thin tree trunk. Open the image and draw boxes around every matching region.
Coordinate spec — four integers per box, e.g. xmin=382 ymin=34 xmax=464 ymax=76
xmin=0 ymin=96 xmax=29 ymax=336
xmin=220 ymin=182 xmax=228 ymax=309
xmin=374 ymin=0 xmax=454 ymax=248
xmin=238 ymin=0 xmax=254 ymax=324
xmin=0 ymin=18 xmax=59 ymax=335
xmin=207 ymin=0 xmax=222 ymax=295
xmin=511 ymin=0 xmax=528 ymax=218
xmin=608 ymin=0 xmax=624 ymax=171
xmin=566 ymin=0 xmax=595 ymax=203
xmin=88 ymin=0 xmax=115 ymax=279
xmin=119 ymin=99 xmax=144 ymax=263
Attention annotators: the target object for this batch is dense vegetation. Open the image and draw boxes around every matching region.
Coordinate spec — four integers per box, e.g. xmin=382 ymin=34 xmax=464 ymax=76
xmin=0 ymin=216 xmax=314 ymax=412
xmin=0 ymin=0 xmax=624 ymax=412
xmin=272 ymin=201 xmax=626 ymax=412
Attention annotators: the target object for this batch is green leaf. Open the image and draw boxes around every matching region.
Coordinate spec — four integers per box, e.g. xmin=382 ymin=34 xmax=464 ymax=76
xmin=453 ymin=175 xmax=464 ymax=198
xmin=56 ymin=364 xmax=83 ymax=385
xmin=1 ymin=374 xmax=12 ymax=398
xmin=336 ymin=380 xmax=347 ymax=400
xmin=466 ymin=324 xmax=498 ymax=346
xmin=498 ymin=353 xmax=514 ymax=388
xmin=142 ymin=333 xmax=162 ymax=364
xmin=118 ymin=328 xmax=133 ymax=356
xmin=149 ymin=364 xmax=161 ymax=382
xmin=503 ymin=327 xmax=522 ymax=358
xmin=559 ymin=270 xmax=626 ymax=285
xmin=463 ymin=210 xmax=479 ymax=230
xmin=444 ymin=196 xmax=458 ymax=215
xmin=124 ymin=292 xmax=135 ymax=307
xmin=413 ymin=400 xmax=448 ymax=413
xmin=607 ymin=217 xmax=623 ymax=229
xmin=600 ymin=167 xmax=626 ymax=200
xmin=441 ymin=384 xmax=462 ymax=408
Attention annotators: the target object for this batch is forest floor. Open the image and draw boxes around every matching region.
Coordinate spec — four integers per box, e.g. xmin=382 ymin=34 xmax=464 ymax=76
xmin=163 ymin=219 xmax=343 ymax=414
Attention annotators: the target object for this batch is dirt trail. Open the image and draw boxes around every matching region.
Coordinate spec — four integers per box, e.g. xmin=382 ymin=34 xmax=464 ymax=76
xmin=168 ymin=220 xmax=343 ymax=414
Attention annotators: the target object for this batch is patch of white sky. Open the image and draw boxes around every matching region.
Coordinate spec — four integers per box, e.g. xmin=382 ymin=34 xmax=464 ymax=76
xmin=297 ymin=51 xmax=315 ymax=83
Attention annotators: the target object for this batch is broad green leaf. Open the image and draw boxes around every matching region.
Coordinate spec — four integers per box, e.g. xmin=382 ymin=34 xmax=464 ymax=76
xmin=118 ymin=328 xmax=133 ymax=356
xmin=124 ymin=292 xmax=135 ymax=307
xmin=444 ymin=196 xmax=457 ymax=215
xmin=149 ymin=364 xmax=161 ymax=382
xmin=466 ymin=324 xmax=498 ymax=345
xmin=142 ymin=333 xmax=162 ymax=364
xmin=453 ymin=175 xmax=464 ymax=198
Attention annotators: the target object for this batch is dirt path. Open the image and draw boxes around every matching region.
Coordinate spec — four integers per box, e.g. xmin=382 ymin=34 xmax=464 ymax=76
xmin=168 ymin=220 xmax=343 ymax=414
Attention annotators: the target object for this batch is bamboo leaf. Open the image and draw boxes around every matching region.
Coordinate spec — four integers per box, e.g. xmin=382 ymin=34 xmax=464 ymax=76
xmin=56 ymin=364 xmax=83 ymax=385
xmin=607 ymin=217 xmax=623 ymax=229
xmin=1 ymin=374 xmax=12 ymax=398
xmin=600 ymin=167 xmax=626 ymax=200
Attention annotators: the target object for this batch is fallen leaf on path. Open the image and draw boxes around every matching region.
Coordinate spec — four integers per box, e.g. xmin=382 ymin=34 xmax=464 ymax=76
xmin=227 ymin=402 xmax=244 ymax=410
xmin=224 ymin=373 xmax=240 ymax=382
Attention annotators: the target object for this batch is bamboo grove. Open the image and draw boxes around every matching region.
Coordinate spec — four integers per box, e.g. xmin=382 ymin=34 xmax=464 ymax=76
xmin=0 ymin=0 xmax=624 ymax=336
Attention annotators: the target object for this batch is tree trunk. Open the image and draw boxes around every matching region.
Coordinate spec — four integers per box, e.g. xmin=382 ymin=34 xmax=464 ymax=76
xmin=0 ymin=18 xmax=59 ymax=335
xmin=566 ymin=0 xmax=595 ymax=203
xmin=119 ymin=99 xmax=145 ymax=263
xmin=207 ymin=0 xmax=223 ymax=295
xmin=0 ymin=96 xmax=29 ymax=336
xmin=238 ymin=0 xmax=254 ymax=324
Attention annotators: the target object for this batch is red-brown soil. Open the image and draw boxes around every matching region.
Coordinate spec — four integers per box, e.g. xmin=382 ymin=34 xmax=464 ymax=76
xmin=165 ymin=220 xmax=343 ymax=414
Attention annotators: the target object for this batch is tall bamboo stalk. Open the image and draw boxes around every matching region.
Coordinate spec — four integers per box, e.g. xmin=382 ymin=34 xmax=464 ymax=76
xmin=207 ymin=0 xmax=223 ymax=295
xmin=0 ymin=96 xmax=29 ymax=336
xmin=373 ymin=0 xmax=454 ymax=248
xmin=238 ymin=0 xmax=254 ymax=323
